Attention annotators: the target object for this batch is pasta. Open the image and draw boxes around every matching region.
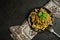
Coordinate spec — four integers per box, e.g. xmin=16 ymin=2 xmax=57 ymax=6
xmin=30 ymin=8 xmax=53 ymax=31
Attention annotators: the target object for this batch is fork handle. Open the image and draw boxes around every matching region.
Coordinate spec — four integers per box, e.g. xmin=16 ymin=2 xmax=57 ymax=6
xmin=52 ymin=31 xmax=60 ymax=38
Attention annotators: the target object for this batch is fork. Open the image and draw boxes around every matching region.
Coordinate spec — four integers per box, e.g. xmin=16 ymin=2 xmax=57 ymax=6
xmin=47 ymin=27 xmax=60 ymax=38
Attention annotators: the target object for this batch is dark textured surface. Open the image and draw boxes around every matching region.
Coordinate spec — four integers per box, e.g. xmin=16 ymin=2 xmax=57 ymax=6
xmin=32 ymin=31 xmax=60 ymax=40
xmin=0 ymin=0 xmax=60 ymax=40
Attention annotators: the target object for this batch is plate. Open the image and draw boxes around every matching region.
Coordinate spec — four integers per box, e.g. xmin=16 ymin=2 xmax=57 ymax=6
xmin=28 ymin=7 xmax=53 ymax=32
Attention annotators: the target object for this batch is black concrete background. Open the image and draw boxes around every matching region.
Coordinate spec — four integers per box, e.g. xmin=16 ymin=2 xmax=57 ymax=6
xmin=0 ymin=0 xmax=60 ymax=40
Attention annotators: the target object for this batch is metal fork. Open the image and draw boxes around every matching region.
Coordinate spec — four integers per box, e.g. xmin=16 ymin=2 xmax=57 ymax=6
xmin=47 ymin=27 xmax=60 ymax=38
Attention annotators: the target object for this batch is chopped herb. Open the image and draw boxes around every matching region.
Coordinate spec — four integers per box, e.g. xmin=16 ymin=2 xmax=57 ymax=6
xmin=38 ymin=11 xmax=48 ymax=20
